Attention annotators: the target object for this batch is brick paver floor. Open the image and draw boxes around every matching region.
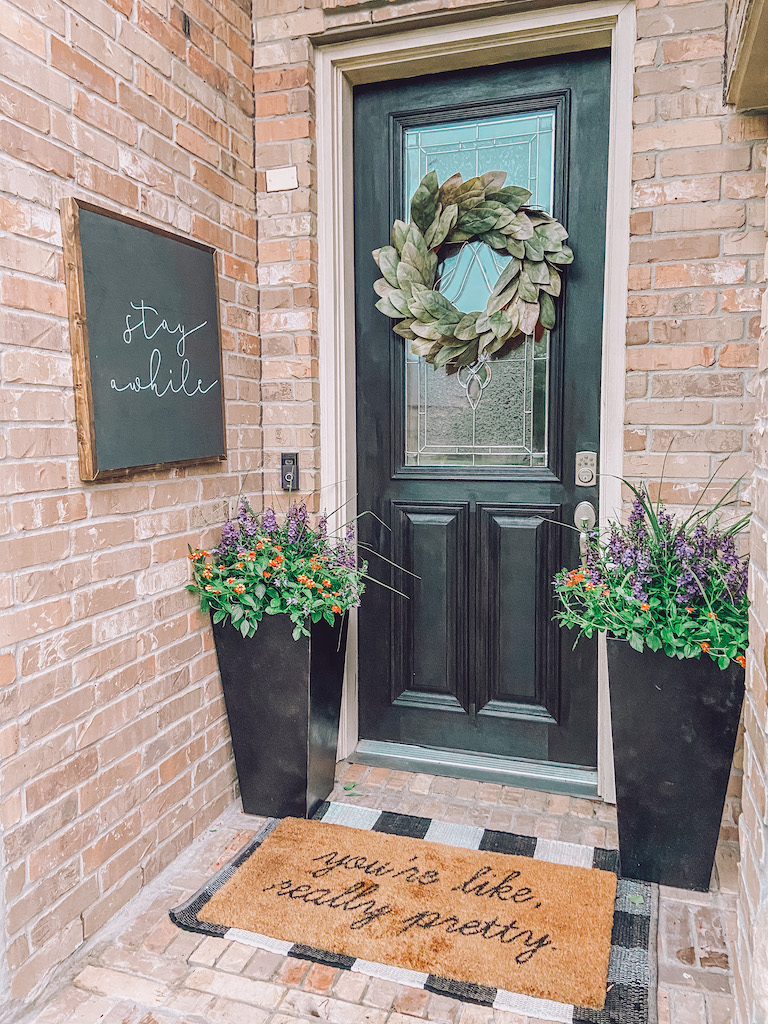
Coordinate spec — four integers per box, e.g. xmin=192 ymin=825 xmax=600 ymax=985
xmin=21 ymin=762 xmax=737 ymax=1024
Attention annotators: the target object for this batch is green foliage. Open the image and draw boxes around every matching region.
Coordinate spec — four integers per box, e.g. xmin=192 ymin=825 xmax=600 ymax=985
xmin=553 ymin=482 xmax=749 ymax=669
xmin=372 ymin=170 xmax=573 ymax=373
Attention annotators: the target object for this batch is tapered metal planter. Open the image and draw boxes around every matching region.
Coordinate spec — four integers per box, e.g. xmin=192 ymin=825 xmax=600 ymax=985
xmin=212 ymin=614 xmax=348 ymax=818
xmin=607 ymin=639 xmax=744 ymax=891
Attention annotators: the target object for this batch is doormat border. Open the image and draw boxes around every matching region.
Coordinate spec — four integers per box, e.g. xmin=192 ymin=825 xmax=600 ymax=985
xmin=170 ymin=801 xmax=658 ymax=1024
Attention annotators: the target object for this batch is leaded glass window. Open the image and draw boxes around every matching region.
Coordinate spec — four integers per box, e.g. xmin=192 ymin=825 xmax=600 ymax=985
xmin=403 ymin=110 xmax=556 ymax=468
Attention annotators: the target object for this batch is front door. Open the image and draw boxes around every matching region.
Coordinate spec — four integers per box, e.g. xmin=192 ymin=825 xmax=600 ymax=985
xmin=353 ymin=51 xmax=610 ymax=780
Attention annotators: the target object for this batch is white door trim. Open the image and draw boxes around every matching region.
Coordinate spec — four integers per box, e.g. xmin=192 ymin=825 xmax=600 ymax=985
xmin=316 ymin=0 xmax=634 ymax=801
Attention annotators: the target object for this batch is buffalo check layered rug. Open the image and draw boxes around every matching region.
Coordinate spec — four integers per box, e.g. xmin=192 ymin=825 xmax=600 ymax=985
xmin=170 ymin=801 xmax=658 ymax=1024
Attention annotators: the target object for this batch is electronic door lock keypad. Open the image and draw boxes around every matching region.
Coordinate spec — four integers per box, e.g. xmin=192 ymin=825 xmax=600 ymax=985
xmin=575 ymin=451 xmax=597 ymax=487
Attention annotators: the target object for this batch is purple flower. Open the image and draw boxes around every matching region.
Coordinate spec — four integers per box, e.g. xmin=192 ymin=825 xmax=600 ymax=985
xmin=345 ymin=523 xmax=356 ymax=542
xmin=317 ymin=515 xmax=328 ymax=539
xmin=262 ymin=508 xmax=277 ymax=534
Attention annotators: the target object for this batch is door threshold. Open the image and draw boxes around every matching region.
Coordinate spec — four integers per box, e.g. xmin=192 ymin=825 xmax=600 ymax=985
xmin=350 ymin=740 xmax=599 ymax=799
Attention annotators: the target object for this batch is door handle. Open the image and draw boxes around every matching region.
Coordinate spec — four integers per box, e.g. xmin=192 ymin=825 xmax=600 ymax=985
xmin=574 ymin=500 xmax=597 ymax=559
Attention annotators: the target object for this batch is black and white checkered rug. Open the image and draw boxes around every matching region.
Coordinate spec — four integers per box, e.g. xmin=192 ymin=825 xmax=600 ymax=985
xmin=170 ymin=801 xmax=658 ymax=1024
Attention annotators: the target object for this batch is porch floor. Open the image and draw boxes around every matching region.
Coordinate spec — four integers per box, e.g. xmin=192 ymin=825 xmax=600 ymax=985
xmin=23 ymin=762 xmax=737 ymax=1024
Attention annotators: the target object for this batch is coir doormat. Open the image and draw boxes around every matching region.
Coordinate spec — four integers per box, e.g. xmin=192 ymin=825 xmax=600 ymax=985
xmin=171 ymin=802 xmax=658 ymax=1024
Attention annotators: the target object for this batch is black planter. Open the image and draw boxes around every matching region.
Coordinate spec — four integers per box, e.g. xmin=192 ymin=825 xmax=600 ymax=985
xmin=212 ymin=613 xmax=348 ymax=818
xmin=607 ymin=639 xmax=744 ymax=891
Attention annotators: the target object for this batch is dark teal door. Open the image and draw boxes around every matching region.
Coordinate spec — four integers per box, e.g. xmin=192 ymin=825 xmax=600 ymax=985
xmin=353 ymin=51 xmax=610 ymax=774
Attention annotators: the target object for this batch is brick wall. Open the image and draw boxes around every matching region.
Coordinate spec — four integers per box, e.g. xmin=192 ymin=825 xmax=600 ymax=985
xmin=734 ymin=40 xmax=768 ymax=1024
xmin=0 ymin=0 xmax=256 ymax=1009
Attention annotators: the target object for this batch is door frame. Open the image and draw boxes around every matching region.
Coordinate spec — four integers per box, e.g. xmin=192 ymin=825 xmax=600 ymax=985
xmin=316 ymin=0 xmax=635 ymax=801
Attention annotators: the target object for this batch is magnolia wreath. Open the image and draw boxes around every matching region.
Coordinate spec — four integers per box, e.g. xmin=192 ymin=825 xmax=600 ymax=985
xmin=372 ymin=169 xmax=573 ymax=372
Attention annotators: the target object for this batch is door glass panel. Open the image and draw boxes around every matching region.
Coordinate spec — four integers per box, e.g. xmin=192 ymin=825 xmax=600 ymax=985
xmin=403 ymin=110 xmax=555 ymax=468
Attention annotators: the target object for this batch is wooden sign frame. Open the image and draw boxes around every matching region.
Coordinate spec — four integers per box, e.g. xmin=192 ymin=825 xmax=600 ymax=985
xmin=60 ymin=197 xmax=228 ymax=481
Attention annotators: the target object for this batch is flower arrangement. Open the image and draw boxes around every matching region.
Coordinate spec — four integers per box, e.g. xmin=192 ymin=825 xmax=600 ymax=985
xmin=188 ymin=500 xmax=367 ymax=641
xmin=553 ymin=484 xmax=749 ymax=668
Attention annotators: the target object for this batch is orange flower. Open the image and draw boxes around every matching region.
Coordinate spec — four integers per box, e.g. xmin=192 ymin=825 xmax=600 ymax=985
xmin=686 ymin=607 xmax=694 ymax=614
xmin=700 ymin=642 xmax=710 ymax=653
xmin=226 ymin=577 xmax=236 ymax=584
xmin=205 ymin=584 xmax=215 ymax=592
xmin=640 ymin=602 xmax=650 ymax=611
xmin=262 ymin=571 xmax=271 ymax=579
xmin=248 ymin=551 xmax=257 ymax=561
xmin=256 ymin=542 xmax=264 ymax=550
xmin=707 ymin=611 xmax=717 ymax=619
xmin=306 ymin=580 xmax=315 ymax=588
xmin=602 ymin=588 xmax=610 ymax=596
xmin=274 ymin=545 xmax=282 ymax=552
xmin=234 ymin=583 xmax=246 ymax=595
xmin=235 ymin=562 xmax=244 ymax=570
xmin=332 ymin=604 xmax=342 ymax=614
xmin=268 ymin=557 xmax=282 ymax=568
xmin=332 ymin=591 xmax=340 ymax=597
xmin=736 ymin=654 xmax=746 ymax=668
xmin=585 ymin=583 xmax=595 ymax=591
xmin=322 ymin=579 xmax=331 ymax=587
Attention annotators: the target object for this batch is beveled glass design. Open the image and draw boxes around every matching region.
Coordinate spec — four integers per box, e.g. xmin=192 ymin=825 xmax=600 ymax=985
xmin=403 ymin=110 xmax=555 ymax=468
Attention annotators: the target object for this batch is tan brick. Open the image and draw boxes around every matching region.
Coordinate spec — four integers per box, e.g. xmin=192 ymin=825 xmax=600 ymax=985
xmin=633 ymin=119 xmax=722 ymax=153
xmin=655 ymin=203 xmax=745 ymax=232
xmin=625 ymin=401 xmax=714 ymax=425
xmin=626 ymin=346 xmax=716 ymax=370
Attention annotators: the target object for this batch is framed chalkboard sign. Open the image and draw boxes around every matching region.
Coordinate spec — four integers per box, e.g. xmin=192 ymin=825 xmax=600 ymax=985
xmin=61 ymin=198 xmax=227 ymax=480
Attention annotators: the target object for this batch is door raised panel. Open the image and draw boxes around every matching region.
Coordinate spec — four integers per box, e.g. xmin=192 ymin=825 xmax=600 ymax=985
xmin=476 ymin=504 xmax=561 ymax=724
xmin=390 ymin=502 xmax=469 ymax=713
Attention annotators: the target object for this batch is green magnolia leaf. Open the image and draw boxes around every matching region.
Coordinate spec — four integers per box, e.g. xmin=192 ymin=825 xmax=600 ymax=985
xmin=421 ymin=290 xmax=462 ymax=321
xmin=475 ymin=313 xmax=491 ymax=335
xmin=427 ymin=204 xmax=458 ymax=250
xmin=524 ymin=237 xmax=545 ymax=262
xmin=518 ymin=269 xmax=539 ymax=303
xmin=490 ymin=258 xmax=522 ymax=298
xmin=401 ymin=239 xmax=428 ymax=281
xmin=396 ymin=261 xmax=424 ymax=293
xmin=525 ymin=258 xmax=551 ymax=286
xmin=454 ymin=314 xmax=481 ymax=341
xmin=457 ymin=208 xmax=498 ymax=235
xmin=451 ymin=341 xmax=480 ymax=366
xmin=506 ymin=238 xmax=526 ymax=259
xmin=547 ymin=244 xmax=574 ymax=265
xmin=540 ymin=265 xmax=562 ymax=297
xmin=438 ymin=171 xmax=464 ymax=205
xmin=411 ymin=320 xmax=448 ymax=341
xmin=393 ymin=319 xmax=417 ymax=340
xmin=519 ymin=300 xmax=540 ymax=336
xmin=488 ymin=309 xmax=514 ymax=340
xmin=375 ymin=295 xmax=402 ymax=318
xmin=410 ymin=170 xmax=439 ymax=232
xmin=486 ymin=186 xmax=532 ymax=211
xmin=411 ymin=338 xmax=440 ymax=357
xmin=480 ymin=169 xmax=507 ymax=192
xmin=505 ymin=212 xmax=535 ymax=241
xmin=539 ymin=290 xmax=556 ymax=330
xmin=372 ymin=245 xmax=399 ymax=287
xmin=536 ymin=221 xmax=569 ymax=246
xmin=480 ymin=230 xmax=508 ymax=250
xmin=486 ymin=281 xmax=518 ymax=316
xmin=433 ymin=343 xmax=465 ymax=368
xmin=392 ymin=219 xmax=409 ymax=253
